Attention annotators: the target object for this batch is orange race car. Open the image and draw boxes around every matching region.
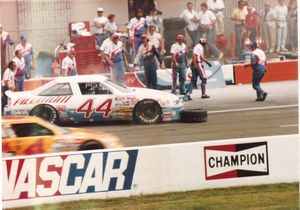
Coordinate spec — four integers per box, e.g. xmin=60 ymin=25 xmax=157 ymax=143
xmin=2 ymin=116 xmax=123 ymax=157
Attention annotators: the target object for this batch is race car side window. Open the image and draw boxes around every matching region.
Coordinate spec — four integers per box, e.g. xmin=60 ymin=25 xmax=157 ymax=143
xmin=10 ymin=123 xmax=54 ymax=137
xmin=79 ymin=82 xmax=112 ymax=95
xmin=39 ymin=83 xmax=73 ymax=96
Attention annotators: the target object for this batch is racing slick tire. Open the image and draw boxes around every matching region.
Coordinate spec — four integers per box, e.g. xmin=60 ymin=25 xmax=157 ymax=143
xmin=133 ymin=99 xmax=162 ymax=124
xmin=79 ymin=140 xmax=105 ymax=151
xmin=163 ymin=18 xmax=185 ymax=30
xmin=30 ymin=104 xmax=59 ymax=124
xmin=180 ymin=109 xmax=207 ymax=123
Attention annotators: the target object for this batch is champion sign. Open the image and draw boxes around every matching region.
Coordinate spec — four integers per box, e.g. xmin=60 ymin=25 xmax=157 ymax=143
xmin=3 ymin=150 xmax=138 ymax=200
xmin=204 ymin=142 xmax=269 ymax=180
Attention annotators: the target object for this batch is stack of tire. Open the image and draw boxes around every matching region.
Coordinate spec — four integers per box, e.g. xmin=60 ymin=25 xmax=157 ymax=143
xmin=163 ymin=18 xmax=185 ymax=68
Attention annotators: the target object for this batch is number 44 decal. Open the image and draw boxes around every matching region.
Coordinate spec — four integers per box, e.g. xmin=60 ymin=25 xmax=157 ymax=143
xmin=76 ymin=99 xmax=112 ymax=118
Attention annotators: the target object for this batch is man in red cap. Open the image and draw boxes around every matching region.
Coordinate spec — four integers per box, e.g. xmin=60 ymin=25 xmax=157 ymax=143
xmin=104 ymin=34 xmax=128 ymax=84
xmin=170 ymin=35 xmax=188 ymax=95
xmin=134 ymin=34 xmax=162 ymax=89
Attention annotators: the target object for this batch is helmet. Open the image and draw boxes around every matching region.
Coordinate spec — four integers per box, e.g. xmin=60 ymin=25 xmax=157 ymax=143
xmin=250 ymin=41 xmax=258 ymax=48
xmin=199 ymin=37 xmax=208 ymax=45
xmin=176 ymin=35 xmax=185 ymax=41
xmin=112 ymin=33 xmax=119 ymax=40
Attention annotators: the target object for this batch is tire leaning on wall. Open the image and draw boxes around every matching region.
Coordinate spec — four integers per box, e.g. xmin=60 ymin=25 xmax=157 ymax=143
xmin=163 ymin=18 xmax=186 ymax=30
xmin=163 ymin=29 xmax=186 ymax=41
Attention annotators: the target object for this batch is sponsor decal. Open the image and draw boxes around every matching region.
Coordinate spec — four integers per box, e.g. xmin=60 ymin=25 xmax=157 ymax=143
xmin=12 ymin=96 xmax=72 ymax=106
xmin=204 ymin=142 xmax=269 ymax=180
xmin=3 ymin=150 xmax=138 ymax=200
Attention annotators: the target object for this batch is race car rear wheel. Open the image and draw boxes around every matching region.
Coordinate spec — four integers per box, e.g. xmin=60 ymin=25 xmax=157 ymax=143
xmin=30 ymin=104 xmax=59 ymax=124
xmin=180 ymin=109 xmax=208 ymax=123
xmin=79 ymin=140 xmax=105 ymax=151
xmin=133 ymin=99 xmax=162 ymax=124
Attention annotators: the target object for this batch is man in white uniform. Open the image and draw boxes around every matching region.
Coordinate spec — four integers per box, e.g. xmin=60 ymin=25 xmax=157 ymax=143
xmin=12 ymin=50 xmax=26 ymax=91
xmin=274 ymin=0 xmax=288 ymax=52
xmin=2 ymin=61 xmax=15 ymax=113
xmin=94 ymin=7 xmax=108 ymax=48
xmin=61 ymin=44 xmax=77 ymax=76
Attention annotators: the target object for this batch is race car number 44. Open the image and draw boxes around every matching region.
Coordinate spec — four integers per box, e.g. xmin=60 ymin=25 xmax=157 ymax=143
xmin=76 ymin=99 xmax=112 ymax=118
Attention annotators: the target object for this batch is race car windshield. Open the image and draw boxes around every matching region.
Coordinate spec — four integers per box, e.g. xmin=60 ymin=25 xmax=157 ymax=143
xmin=42 ymin=120 xmax=71 ymax=134
xmin=104 ymin=80 xmax=132 ymax=93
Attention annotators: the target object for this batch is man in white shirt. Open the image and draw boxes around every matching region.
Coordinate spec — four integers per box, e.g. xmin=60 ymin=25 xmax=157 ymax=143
xmin=61 ymin=45 xmax=77 ymax=76
xmin=180 ymin=2 xmax=199 ymax=47
xmin=104 ymin=34 xmax=128 ymax=84
xmin=274 ymin=0 xmax=288 ymax=52
xmin=94 ymin=7 xmax=108 ymax=48
xmin=127 ymin=9 xmax=148 ymax=60
xmin=146 ymin=9 xmax=162 ymax=33
xmin=1 ymin=61 xmax=15 ymax=113
xmin=260 ymin=2 xmax=277 ymax=53
xmin=207 ymin=0 xmax=225 ymax=36
xmin=198 ymin=3 xmax=223 ymax=59
xmin=12 ymin=50 xmax=26 ymax=91
xmin=148 ymin=25 xmax=165 ymax=54
xmin=170 ymin=35 xmax=188 ymax=95
xmin=15 ymin=35 xmax=34 ymax=79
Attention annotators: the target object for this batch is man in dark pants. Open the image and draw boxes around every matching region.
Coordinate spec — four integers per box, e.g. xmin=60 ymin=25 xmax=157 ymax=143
xmin=249 ymin=41 xmax=267 ymax=101
xmin=134 ymin=35 xmax=162 ymax=89
xmin=185 ymin=37 xmax=210 ymax=100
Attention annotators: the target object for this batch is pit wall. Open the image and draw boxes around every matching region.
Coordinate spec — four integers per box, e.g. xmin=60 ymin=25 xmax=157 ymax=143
xmin=3 ymin=134 xmax=298 ymax=209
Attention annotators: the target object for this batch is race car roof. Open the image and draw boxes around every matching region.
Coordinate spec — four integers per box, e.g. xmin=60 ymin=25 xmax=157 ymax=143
xmin=54 ymin=75 xmax=109 ymax=83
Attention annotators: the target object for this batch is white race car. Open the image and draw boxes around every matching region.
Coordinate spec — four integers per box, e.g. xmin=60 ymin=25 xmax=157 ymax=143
xmin=4 ymin=75 xmax=184 ymax=124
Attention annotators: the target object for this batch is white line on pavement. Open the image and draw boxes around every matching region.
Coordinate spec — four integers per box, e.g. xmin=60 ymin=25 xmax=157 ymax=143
xmin=208 ymin=104 xmax=298 ymax=114
xmin=279 ymin=124 xmax=299 ymax=128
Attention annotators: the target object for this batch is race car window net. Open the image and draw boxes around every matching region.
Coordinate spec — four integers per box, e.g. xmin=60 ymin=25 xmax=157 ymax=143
xmin=10 ymin=123 xmax=54 ymax=137
xmin=39 ymin=83 xmax=73 ymax=96
xmin=78 ymin=82 xmax=112 ymax=95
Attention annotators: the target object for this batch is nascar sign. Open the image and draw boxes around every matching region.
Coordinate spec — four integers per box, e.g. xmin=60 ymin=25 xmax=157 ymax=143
xmin=3 ymin=150 xmax=138 ymax=201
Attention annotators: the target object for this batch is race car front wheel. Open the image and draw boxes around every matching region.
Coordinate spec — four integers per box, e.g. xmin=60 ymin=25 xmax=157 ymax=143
xmin=30 ymin=104 xmax=59 ymax=124
xmin=133 ymin=99 xmax=162 ymax=124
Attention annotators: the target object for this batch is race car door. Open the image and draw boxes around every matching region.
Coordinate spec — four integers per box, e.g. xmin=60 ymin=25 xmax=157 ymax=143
xmin=75 ymin=82 xmax=114 ymax=121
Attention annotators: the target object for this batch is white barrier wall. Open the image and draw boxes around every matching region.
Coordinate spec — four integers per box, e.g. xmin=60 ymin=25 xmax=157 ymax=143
xmin=2 ymin=134 xmax=299 ymax=209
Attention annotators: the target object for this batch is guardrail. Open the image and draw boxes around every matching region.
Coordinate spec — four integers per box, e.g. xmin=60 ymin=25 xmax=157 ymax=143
xmin=3 ymin=134 xmax=298 ymax=209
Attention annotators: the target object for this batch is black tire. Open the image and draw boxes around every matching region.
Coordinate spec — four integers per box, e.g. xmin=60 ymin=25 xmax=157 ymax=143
xmin=133 ymin=99 xmax=162 ymax=124
xmin=79 ymin=140 xmax=105 ymax=151
xmin=163 ymin=29 xmax=186 ymax=41
xmin=180 ymin=109 xmax=208 ymax=123
xmin=163 ymin=18 xmax=186 ymax=30
xmin=164 ymin=40 xmax=176 ymax=55
xmin=164 ymin=56 xmax=173 ymax=68
xmin=30 ymin=104 xmax=59 ymax=124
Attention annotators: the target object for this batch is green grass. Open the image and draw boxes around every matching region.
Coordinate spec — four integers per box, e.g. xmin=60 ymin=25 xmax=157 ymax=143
xmin=9 ymin=182 xmax=299 ymax=210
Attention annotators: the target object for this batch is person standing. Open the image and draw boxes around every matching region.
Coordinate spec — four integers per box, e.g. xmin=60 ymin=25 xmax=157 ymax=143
xmin=127 ymin=9 xmax=148 ymax=60
xmin=180 ymin=2 xmax=199 ymax=47
xmin=134 ymin=35 xmax=162 ymax=89
xmin=51 ymin=56 xmax=61 ymax=77
xmin=15 ymin=35 xmax=34 ymax=79
xmin=2 ymin=61 xmax=15 ymax=113
xmin=104 ymin=34 xmax=128 ymax=84
xmin=61 ymin=45 xmax=77 ymax=76
xmin=248 ymin=41 xmax=267 ymax=101
xmin=12 ymin=50 xmax=26 ymax=91
xmin=94 ymin=7 xmax=108 ymax=49
xmin=0 ymin=24 xmax=14 ymax=71
xmin=197 ymin=3 xmax=223 ymax=59
xmin=186 ymin=38 xmax=210 ymax=100
xmin=260 ymin=2 xmax=277 ymax=53
xmin=245 ymin=6 xmax=259 ymax=42
xmin=231 ymin=0 xmax=248 ymax=57
xmin=275 ymin=0 xmax=288 ymax=52
xmin=207 ymin=0 xmax=225 ymax=36
xmin=146 ymin=9 xmax=163 ymax=33
xmin=148 ymin=25 xmax=165 ymax=55
xmin=287 ymin=0 xmax=297 ymax=52
xmin=170 ymin=35 xmax=188 ymax=95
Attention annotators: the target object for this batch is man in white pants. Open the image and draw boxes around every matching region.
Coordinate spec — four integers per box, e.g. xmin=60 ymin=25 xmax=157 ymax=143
xmin=207 ymin=0 xmax=225 ymax=36
xmin=274 ymin=0 xmax=288 ymax=52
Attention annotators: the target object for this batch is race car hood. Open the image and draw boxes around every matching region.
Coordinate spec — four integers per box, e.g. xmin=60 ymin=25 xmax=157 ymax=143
xmin=129 ymin=87 xmax=180 ymax=102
